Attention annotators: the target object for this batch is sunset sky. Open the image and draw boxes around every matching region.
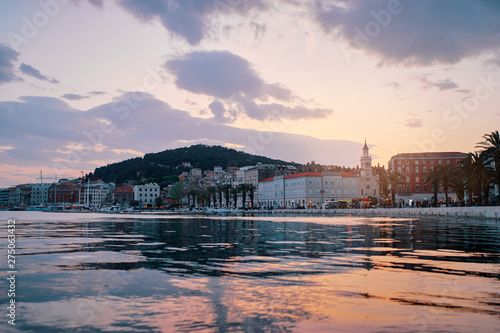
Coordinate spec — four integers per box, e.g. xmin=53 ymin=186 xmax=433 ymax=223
xmin=1 ymin=0 xmax=499 ymax=187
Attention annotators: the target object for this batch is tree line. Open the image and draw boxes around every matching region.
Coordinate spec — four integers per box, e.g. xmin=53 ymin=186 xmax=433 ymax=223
xmin=169 ymin=183 xmax=258 ymax=209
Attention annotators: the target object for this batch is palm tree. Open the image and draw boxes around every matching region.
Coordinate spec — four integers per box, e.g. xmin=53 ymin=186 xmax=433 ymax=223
xmin=188 ymin=189 xmax=197 ymax=207
xmin=230 ymin=186 xmax=239 ymax=208
xmin=435 ymin=165 xmax=454 ymax=206
xmin=386 ymin=171 xmax=405 ymax=208
xmin=237 ymin=183 xmax=250 ymax=208
xmin=449 ymin=167 xmax=466 ymax=204
xmin=222 ymin=184 xmax=231 ymax=208
xmin=424 ymin=167 xmax=441 ymax=207
xmin=217 ymin=185 xmax=224 ymax=208
xmin=247 ymin=184 xmax=257 ymax=208
xmin=377 ymin=169 xmax=390 ymax=198
xmin=206 ymin=187 xmax=216 ymax=208
xmin=461 ymin=152 xmax=491 ymax=205
xmin=476 ymin=130 xmax=500 ymax=188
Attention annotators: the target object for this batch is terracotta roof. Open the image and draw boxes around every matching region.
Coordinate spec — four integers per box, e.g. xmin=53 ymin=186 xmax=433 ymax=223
xmin=260 ymin=172 xmax=333 ymax=183
xmin=341 ymin=172 xmax=357 ymax=177
xmin=286 ymin=172 xmax=322 ymax=179
xmin=114 ymin=186 xmax=133 ymax=193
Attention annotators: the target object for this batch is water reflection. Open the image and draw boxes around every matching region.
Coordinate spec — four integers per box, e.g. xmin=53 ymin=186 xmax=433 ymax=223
xmin=0 ymin=212 xmax=499 ymax=332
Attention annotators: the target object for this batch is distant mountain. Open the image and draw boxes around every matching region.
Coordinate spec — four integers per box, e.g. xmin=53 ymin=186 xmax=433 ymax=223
xmin=92 ymin=144 xmax=292 ymax=187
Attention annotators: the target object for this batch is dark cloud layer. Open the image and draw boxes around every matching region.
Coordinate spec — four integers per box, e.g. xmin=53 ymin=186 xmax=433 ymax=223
xmin=0 ymin=93 xmax=359 ymax=178
xmin=315 ymin=0 xmax=500 ymax=65
xmin=119 ymin=0 xmax=267 ymax=45
xmin=20 ymin=63 xmax=59 ymax=84
xmin=0 ymin=44 xmax=19 ymax=84
xmin=61 ymin=93 xmax=89 ymax=100
xmin=166 ymin=50 xmax=264 ymax=99
xmin=166 ymin=50 xmax=332 ymax=121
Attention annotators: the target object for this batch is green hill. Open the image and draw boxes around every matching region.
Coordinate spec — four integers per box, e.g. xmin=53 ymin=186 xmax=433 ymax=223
xmin=92 ymin=144 xmax=292 ymax=187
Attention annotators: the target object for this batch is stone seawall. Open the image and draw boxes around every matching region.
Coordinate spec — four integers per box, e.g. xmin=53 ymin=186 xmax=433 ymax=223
xmin=271 ymin=206 xmax=500 ymax=219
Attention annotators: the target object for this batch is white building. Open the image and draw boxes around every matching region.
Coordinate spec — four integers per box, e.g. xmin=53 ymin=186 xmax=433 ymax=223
xmin=258 ymin=171 xmax=359 ymax=209
xmin=191 ymin=168 xmax=202 ymax=178
xmin=133 ymin=183 xmax=160 ymax=205
xmin=31 ymin=183 xmax=51 ymax=205
xmin=81 ymin=181 xmax=115 ymax=207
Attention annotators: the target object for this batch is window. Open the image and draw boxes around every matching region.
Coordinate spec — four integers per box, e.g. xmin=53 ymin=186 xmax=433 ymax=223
xmin=438 ymin=160 xmax=442 ymax=165
xmin=446 ymin=160 xmax=450 ymax=165
xmin=398 ymin=167 xmax=402 ymax=173
xmin=308 ymin=189 xmax=312 ymax=195
xmin=415 ymin=177 xmax=419 ymax=183
xmin=423 ymin=160 xmax=426 ymax=165
xmin=416 ymin=185 xmax=420 ymax=193
xmin=398 ymin=160 xmax=401 ymax=165
xmin=415 ymin=160 xmax=419 ymax=165
xmin=423 ymin=166 xmax=427 ymax=173
xmin=431 ymin=160 xmax=434 ymax=164
xmin=406 ymin=167 xmax=410 ymax=174
xmin=415 ymin=167 xmax=419 ymax=173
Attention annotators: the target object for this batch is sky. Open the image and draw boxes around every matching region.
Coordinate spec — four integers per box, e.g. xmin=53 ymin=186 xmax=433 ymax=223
xmin=0 ymin=0 xmax=499 ymax=187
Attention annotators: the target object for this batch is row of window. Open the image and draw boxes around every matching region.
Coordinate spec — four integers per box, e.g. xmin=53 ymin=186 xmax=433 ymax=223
xmin=397 ymin=159 xmax=459 ymax=165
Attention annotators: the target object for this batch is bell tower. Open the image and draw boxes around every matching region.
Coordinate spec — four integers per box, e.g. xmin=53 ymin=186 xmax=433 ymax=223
xmin=361 ymin=139 xmax=372 ymax=170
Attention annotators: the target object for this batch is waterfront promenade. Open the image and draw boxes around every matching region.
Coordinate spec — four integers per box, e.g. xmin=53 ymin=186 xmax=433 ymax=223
xmin=271 ymin=206 xmax=500 ymax=219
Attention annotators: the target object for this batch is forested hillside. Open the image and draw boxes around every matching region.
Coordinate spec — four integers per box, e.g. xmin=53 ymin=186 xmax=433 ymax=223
xmin=92 ymin=144 xmax=291 ymax=187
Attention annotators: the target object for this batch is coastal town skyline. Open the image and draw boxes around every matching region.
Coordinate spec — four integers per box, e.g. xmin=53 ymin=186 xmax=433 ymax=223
xmin=1 ymin=1 xmax=499 ymax=188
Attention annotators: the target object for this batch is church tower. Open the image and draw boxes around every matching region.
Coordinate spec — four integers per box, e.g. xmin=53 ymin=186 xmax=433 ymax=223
xmin=361 ymin=139 xmax=372 ymax=170
xmin=359 ymin=139 xmax=378 ymax=198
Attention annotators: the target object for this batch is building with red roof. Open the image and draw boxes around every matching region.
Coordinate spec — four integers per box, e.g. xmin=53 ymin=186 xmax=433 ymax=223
xmin=388 ymin=152 xmax=467 ymax=204
xmin=113 ymin=185 xmax=134 ymax=205
xmin=258 ymin=171 xmax=360 ymax=209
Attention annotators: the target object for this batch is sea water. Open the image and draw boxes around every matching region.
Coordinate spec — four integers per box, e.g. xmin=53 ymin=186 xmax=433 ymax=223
xmin=0 ymin=211 xmax=499 ymax=332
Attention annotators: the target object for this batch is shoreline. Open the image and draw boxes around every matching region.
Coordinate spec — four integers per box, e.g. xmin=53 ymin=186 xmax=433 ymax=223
xmin=269 ymin=206 xmax=500 ymax=219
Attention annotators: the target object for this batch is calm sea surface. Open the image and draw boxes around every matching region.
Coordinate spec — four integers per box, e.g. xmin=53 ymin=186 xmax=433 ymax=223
xmin=0 ymin=211 xmax=499 ymax=332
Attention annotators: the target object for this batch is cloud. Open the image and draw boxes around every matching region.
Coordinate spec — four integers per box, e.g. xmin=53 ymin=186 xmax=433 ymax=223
xmin=250 ymin=21 xmax=267 ymax=41
xmin=166 ymin=50 xmax=332 ymax=121
xmin=314 ymin=0 xmax=500 ymax=65
xmin=118 ymin=0 xmax=268 ymax=45
xmin=420 ymin=76 xmax=458 ymax=91
xmin=0 ymin=44 xmax=20 ymax=84
xmin=405 ymin=118 xmax=423 ymax=128
xmin=238 ymin=97 xmax=332 ymax=121
xmin=61 ymin=93 xmax=89 ymax=100
xmin=385 ymin=81 xmax=401 ymax=89
xmin=166 ymin=50 xmax=265 ymax=99
xmin=62 ymin=91 xmax=107 ymax=100
xmin=88 ymin=0 xmax=104 ymax=8
xmin=19 ymin=63 xmax=59 ymax=84
xmin=88 ymin=90 xmax=107 ymax=96
xmin=208 ymin=100 xmax=235 ymax=124
xmin=0 ymin=93 xmax=357 ymax=187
